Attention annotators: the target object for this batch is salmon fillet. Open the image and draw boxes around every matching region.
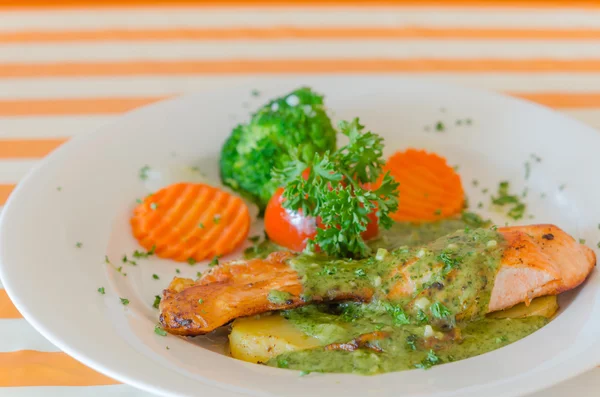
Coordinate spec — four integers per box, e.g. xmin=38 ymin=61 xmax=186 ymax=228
xmin=159 ymin=224 xmax=595 ymax=336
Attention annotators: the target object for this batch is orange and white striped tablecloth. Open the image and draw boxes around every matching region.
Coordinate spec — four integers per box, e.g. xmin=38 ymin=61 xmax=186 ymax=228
xmin=1 ymin=2 xmax=600 ymax=395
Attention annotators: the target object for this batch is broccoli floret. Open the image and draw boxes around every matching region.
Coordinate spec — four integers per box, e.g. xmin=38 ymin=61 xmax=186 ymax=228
xmin=220 ymin=87 xmax=337 ymax=211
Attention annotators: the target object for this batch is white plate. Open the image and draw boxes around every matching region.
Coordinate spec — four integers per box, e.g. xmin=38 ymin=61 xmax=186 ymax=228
xmin=1 ymin=77 xmax=599 ymax=397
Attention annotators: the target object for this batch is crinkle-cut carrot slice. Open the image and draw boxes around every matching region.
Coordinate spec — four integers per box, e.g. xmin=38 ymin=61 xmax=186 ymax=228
xmin=130 ymin=183 xmax=251 ymax=262
xmin=382 ymin=149 xmax=465 ymax=222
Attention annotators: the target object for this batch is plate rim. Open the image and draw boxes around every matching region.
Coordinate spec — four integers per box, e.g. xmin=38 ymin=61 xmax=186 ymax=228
xmin=1 ymin=78 xmax=600 ymax=397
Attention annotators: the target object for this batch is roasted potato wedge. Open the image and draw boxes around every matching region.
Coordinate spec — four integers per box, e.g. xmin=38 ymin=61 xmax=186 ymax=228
xmin=487 ymin=295 xmax=559 ymax=319
xmin=229 ymin=314 xmax=320 ymax=364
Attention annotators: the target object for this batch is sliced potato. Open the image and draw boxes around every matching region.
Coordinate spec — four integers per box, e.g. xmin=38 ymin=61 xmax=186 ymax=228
xmin=229 ymin=314 xmax=320 ymax=363
xmin=487 ymin=295 xmax=559 ymax=319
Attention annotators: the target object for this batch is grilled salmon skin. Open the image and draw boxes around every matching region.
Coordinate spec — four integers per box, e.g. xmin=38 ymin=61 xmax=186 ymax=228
xmin=159 ymin=225 xmax=595 ymax=336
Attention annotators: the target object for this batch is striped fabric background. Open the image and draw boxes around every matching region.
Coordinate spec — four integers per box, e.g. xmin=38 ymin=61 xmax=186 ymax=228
xmin=1 ymin=3 xmax=600 ymax=396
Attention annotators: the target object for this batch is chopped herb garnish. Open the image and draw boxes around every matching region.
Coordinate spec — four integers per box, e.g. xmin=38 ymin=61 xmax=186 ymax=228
xmin=492 ymin=181 xmax=527 ymax=220
xmin=196 ymin=271 xmax=202 ymax=278
xmin=187 ymin=257 xmax=196 ymax=266
xmin=56 ymin=186 xmax=62 ymax=191
xmin=213 ymin=214 xmax=221 ymax=224
xmin=248 ymin=235 xmax=261 ymax=243
xmin=105 ymin=256 xmax=127 ymax=276
xmin=495 ymin=335 xmax=509 ymax=344
xmin=198 ymin=222 xmax=205 ymax=229
xmin=435 ymin=121 xmax=445 ymax=132
xmin=438 ymin=251 xmax=461 ymax=275
xmin=150 ymin=202 xmax=158 ymax=211
xmin=416 ymin=309 xmax=428 ymax=324
xmin=121 ymin=254 xmax=137 ymax=266
xmin=477 ymin=202 xmax=483 ymax=209
xmin=559 ymin=184 xmax=566 ymax=191
xmin=132 ymin=246 xmax=156 ymax=259
xmin=251 ymin=89 xmax=260 ymax=97
xmin=433 ymin=209 xmax=442 ymax=216
xmin=415 ymin=350 xmax=441 ymax=369
xmin=97 ymin=287 xmax=105 ymax=295
xmin=176 ymin=268 xmax=181 ymax=274
xmin=579 ymin=238 xmax=586 ymax=244
xmin=152 ymin=295 xmax=161 ymax=309
xmin=299 ymin=370 xmax=311 ymax=377
xmin=120 ymin=298 xmax=130 ymax=306
xmin=465 ymin=118 xmax=472 ymax=125
xmin=136 ymin=198 xmax=143 ymax=204
xmin=139 ymin=165 xmax=151 ymax=180
xmin=320 ymin=265 xmax=337 ymax=276
xmin=482 ymin=188 xmax=489 ymax=194
xmin=75 ymin=242 xmax=83 ymax=248
xmin=406 ymin=334 xmax=418 ymax=351
xmin=154 ymin=325 xmax=167 ymax=336
xmin=472 ymin=179 xmax=479 ymax=187
xmin=524 ymin=161 xmax=531 ymax=180
xmin=208 ymin=256 xmax=220 ymax=267
xmin=597 ymin=241 xmax=600 ymax=249
xmin=354 ymin=268 xmax=366 ymax=278
xmin=456 ymin=119 xmax=462 ymax=125
xmin=152 ymin=274 xmax=159 ymax=280
xmin=384 ymin=302 xmax=410 ymax=325
xmin=198 ymin=299 xmax=204 ymax=304
xmin=430 ymin=302 xmax=452 ymax=319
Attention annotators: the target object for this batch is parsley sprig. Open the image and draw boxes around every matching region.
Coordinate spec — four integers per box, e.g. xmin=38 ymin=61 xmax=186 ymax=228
xmin=274 ymin=118 xmax=399 ymax=258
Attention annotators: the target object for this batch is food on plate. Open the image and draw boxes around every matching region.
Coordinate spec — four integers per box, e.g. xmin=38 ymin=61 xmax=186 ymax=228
xmin=159 ymin=224 xmax=594 ymax=337
xmin=265 ymin=119 xmax=396 ymax=255
xmin=229 ymin=314 xmax=321 ymax=364
xmin=487 ymin=295 xmax=558 ymax=319
xmin=381 ymin=149 xmax=465 ymax=222
xmin=123 ymin=87 xmax=597 ymax=375
xmin=220 ymin=87 xmax=337 ymax=211
xmin=159 ymin=224 xmax=593 ymax=373
xmin=131 ymin=183 xmax=250 ymax=262
xmin=228 ymin=295 xmax=557 ymax=364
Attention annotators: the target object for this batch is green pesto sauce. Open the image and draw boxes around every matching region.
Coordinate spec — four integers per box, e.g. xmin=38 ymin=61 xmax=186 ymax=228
xmin=267 ymin=310 xmax=547 ymax=374
xmin=263 ymin=225 xmax=549 ymax=375
xmin=244 ymin=239 xmax=283 ymax=259
xmin=368 ymin=213 xmax=490 ymax=252
xmin=267 ymin=290 xmax=294 ymax=305
xmin=368 ymin=219 xmax=471 ymax=251
xmin=289 ymin=227 xmax=504 ymax=322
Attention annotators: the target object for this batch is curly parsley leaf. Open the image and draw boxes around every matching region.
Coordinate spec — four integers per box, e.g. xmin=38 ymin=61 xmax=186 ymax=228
xmin=277 ymin=118 xmax=399 ymax=258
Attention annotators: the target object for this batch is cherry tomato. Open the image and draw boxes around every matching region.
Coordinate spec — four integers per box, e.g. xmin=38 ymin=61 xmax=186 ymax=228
xmin=264 ymin=188 xmax=317 ymax=252
xmin=362 ymin=209 xmax=379 ymax=241
xmin=264 ymin=187 xmax=379 ymax=252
